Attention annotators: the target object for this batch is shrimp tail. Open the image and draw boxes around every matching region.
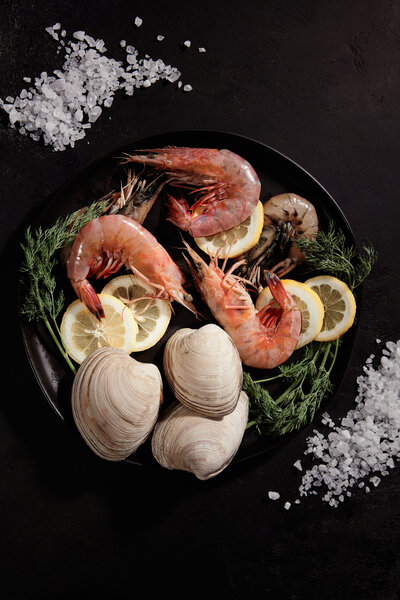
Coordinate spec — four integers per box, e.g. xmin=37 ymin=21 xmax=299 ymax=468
xmin=72 ymin=279 xmax=105 ymax=320
xmin=263 ymin=270 xmax=297 ymax=310
xmin=164 ymin=193 xmax=191 ymax=232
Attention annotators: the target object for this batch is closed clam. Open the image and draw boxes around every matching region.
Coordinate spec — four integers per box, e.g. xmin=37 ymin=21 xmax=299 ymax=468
xmin=163 ymin=323 xmax=242 ymax=417
xmin=71 ymin=347 xmax=162 ymax=461
xmin=151 ymin=391 xmax=249 ymax=480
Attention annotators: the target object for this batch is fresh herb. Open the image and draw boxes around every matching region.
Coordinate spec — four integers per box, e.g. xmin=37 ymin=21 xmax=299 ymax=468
xmin=20 ymin=199 xmax=108 ymax=374
xmin=244 ymin=339 xmax=339 ymax=436
xmin=244 ymin=222 xmax=377 ymax=438
xmin=295 ymin=220 xmax=378 ymax=290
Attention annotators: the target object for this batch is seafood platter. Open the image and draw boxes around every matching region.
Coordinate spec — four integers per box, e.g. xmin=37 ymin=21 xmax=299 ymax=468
xmin=19 ymin=130 xmax=362 ymax=479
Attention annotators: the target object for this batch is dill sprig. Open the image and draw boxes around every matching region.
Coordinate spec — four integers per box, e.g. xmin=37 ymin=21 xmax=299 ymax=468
xmin=20 ymin=199 xmax=108 ymax=374
xmin=295 ymin=221 xmax=378 ymax=290
xmin=244 ymin=340 xmax=339 ymax=437
xmin=244 ymin=221 xmax=377 ymax=438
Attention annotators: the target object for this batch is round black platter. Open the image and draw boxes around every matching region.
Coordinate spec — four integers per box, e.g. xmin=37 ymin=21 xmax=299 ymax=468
xmin=19 ymin=129 xmax=359 ymax=469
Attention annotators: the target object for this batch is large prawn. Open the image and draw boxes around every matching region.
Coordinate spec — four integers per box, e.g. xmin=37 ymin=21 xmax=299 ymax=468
xmin=237 ymin=193 xmax=318 ymax=287
xmin=67 ymin=214 xmax=195 ymax=320
xmin=122 ymin=146 xmax=261 ymax=237
xmin=184 ymin=245 xmax=301 ymax=369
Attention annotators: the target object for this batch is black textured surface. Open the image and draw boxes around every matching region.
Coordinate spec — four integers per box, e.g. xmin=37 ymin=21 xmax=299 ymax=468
xmin=1 ymin=1 xmax=400 ymax=598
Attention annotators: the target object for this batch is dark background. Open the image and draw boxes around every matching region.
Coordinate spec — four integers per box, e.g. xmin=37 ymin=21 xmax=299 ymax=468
xmin=1 ymin=1 xmax=400 ymax=598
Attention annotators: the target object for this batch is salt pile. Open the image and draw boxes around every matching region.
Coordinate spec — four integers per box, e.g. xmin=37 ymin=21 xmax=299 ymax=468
xmin=291 ymin=340 xmax=400 ymax=508
xmin=0 ymin=24 xmax=186 ymax=151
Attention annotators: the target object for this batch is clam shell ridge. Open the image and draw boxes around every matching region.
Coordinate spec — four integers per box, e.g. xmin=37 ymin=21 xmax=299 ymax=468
xmin=151 ymin=391 xmax=249 ymax=480
xmin=163 ymin=323 xmax=243 ymax=417
xmin=71 ymin=347 xmax=163 ymax=461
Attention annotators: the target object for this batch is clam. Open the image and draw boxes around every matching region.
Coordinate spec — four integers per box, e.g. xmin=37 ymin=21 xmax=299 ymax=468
xmin=151 ymin=391 xmax=249 ymax=480
xmin=163 ymin=323 xmax=242 ymax=417
xmin=71 ymin=347 xmax=162 ymax=461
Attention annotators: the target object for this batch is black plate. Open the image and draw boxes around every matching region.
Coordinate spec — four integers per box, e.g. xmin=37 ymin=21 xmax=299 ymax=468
xmin=19 ymin=129 xmax=358 ymax=469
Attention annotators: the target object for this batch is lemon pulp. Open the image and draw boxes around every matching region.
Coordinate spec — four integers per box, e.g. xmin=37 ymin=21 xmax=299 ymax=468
xmin=102 ymin=274 xmax=171 ymax=351
xmin=60 ymin=293 xmax=138 ymax=364
xmin=194 ymin=201 xmax=264 ymax=259
xmin=305 ymin=275 xmax=356 ymax=341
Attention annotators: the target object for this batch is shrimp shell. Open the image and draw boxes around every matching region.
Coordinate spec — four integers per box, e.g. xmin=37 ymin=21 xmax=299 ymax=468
xmin=122 ymin=146 xmax=261 ymax=237
xmin=184 ymin=244 xmax=301 ymax=369
xmin=67 ymin=214 xmax=194 ymax=319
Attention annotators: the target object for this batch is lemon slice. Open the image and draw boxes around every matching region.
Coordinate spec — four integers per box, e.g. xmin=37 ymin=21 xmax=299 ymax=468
xmin=305 ymin=275 xmax=356 ymax=341
xmin=255 ymin=279 xmax=325 ymax=349
xmin=60 ymin=293 xmax=138 ymax=364
xmin=101 ymin=275 xmax=172 ymax=351
xmin=193 ymin=201 xmax=264 ymax=259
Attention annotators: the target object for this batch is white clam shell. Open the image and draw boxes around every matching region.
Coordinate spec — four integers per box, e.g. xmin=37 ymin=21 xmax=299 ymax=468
xmin=151 ymin=391 xmax=249 ymax=480
xmin=71 ymin=347 xmax=162 ymax=461
xmin=163 ymin=323 xmax=242 ymax=417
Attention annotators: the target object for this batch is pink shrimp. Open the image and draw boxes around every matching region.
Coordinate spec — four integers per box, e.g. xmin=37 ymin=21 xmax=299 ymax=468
xmin=122 ymin=146 xmax=261 ymax=237
xmin=184 ymin=245 xmax=301 ymax=369
xmin=67 ymin=214 xmax=195 ymax=319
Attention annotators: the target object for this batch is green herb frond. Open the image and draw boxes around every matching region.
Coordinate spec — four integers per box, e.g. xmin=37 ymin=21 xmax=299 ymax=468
xmin=19 ymin=198 xmax=108 ymax=371
xmin=296 ymin=220 xmax=378 ymax=290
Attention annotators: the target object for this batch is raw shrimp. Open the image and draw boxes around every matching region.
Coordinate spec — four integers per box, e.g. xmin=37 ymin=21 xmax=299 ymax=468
xmin=238 ymin=193 xmax=318 ymax=286
xmin=184 ymin=245 xmax=301 ymax=369
xmin=122 ymin=146 xmax=261 ymax=237
xmin=67 ymin=214 xmax=195 ymax=320
xmin=60 ymin=173 xmax=166 ymax=268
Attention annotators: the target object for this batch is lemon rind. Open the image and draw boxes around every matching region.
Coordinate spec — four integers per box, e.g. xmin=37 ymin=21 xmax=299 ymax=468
xmin=194 ymin=200 xmax=264 ymax=259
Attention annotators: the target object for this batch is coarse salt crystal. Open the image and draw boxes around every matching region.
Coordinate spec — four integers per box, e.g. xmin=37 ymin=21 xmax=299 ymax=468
xmin=0 ymin=23 xmax=184 ymax=151
xmin=268 ymin=491 xmax=280 ymax=501
xmin=73 ymin=30 xmax=85 ymax=41
xmin=198 ymin=47 xmax=206 ymax=53
xmin=370 ymin=476 xmax=381 ymax=487
xmin=84 ymin=35 xmax=97 ymax=47
xmin=157 ymin=35 xmax=165 ymax=41
xmin=134 ymin=16 xmax=142 ymax=27
xmin=183 ymin=40 xmax=191 ymax=47
xmin=183 ymin=84 xmax=193 ymax=92
xmin=126 ymin=54 xmax=137 ymax=65
xmin=45 ymin=25 xmax=60 ymax=40
xmin=289 ymin=339 xmax=400 ymax=508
